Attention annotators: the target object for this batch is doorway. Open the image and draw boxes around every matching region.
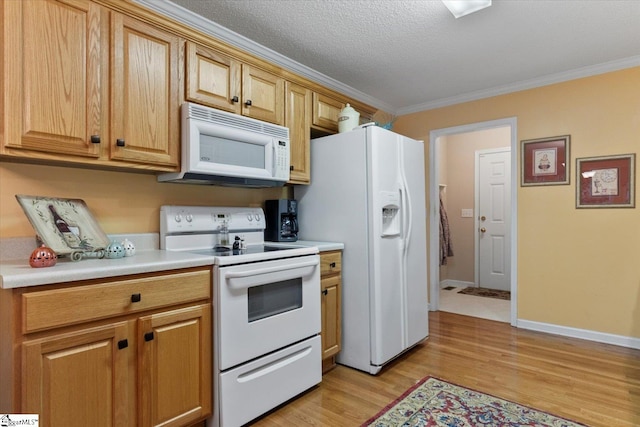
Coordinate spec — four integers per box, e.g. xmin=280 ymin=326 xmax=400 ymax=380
xmin=428 ymin=118 xmax=518 ymax=326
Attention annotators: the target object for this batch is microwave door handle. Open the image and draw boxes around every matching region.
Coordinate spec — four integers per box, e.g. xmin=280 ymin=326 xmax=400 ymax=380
xmin=292 ymin=217 xmax=299 ymax=233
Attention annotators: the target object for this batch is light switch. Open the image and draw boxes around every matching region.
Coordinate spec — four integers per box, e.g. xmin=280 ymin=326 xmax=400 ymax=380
xmin=461 ymin=209 xmax=474 ymax=218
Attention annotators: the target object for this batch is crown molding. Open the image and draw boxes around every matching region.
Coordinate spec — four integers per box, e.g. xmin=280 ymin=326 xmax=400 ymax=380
xmin=397 ymin=55 xmax=640 ymax=115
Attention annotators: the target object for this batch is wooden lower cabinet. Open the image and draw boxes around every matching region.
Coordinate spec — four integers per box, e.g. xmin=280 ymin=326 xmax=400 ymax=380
xmin=320 ymin=250 xmax=342 ymax=373
xmin=22 ymin=321 xmax=135 ymax=427
xmin=138 ymin=305 xmax=212 ymax=427
xmin=2 ymin=267 xmax=212 ymax=427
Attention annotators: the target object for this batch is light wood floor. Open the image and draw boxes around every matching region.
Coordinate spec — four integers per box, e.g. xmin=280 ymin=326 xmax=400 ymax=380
xmin=250 ymin=311 xmax=640 ymax=427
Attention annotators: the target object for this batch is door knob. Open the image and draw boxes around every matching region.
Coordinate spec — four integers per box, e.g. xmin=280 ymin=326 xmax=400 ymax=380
xmin=480 ymin=227 xmax=486 ymax=233
xmin=480 ymin=216 xmax=486 ymax=221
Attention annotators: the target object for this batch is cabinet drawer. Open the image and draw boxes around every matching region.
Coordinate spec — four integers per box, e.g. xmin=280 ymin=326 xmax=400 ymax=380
xmin=22 ymin=268 xmax=211 ymax=333
xmin=320 ymin=251 xmax=342 ymax=276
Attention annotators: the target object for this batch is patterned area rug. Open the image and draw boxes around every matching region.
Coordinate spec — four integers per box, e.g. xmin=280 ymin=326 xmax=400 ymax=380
xmin=458 ymin=286 xmax=511 ymax=300
xmin=362 ymin=377 xmax=586 ymax=427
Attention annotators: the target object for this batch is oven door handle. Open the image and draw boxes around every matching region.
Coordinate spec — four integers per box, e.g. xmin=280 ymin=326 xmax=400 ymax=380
xmin=224 ymin=259 xmax=319 ymax=280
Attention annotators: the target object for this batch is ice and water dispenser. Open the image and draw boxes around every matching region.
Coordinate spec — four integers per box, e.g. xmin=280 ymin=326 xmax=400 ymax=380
xmin=380 ymin=191 xmax=401 ymax=237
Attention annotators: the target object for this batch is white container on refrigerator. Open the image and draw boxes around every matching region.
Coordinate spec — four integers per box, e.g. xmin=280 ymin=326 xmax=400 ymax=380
xmin=295 ymin=125 xmax=428 ymax=374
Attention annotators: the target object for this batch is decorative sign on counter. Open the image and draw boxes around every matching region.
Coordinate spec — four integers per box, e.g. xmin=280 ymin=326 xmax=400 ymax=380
xmin=16 ymin=195 xmax=110 ymax=261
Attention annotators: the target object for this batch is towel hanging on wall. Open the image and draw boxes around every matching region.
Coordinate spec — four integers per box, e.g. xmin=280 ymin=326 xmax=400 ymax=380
xmin=439 ymin=193 xmax=454 ymax=266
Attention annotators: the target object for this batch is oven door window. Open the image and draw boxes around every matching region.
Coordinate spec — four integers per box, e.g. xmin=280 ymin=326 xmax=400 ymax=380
xmin=247 ymin=278 xmax=302 ymax=322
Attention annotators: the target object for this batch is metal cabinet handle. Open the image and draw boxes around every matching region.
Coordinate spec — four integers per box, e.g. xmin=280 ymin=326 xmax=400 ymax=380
xmin=90 ymin=135 xmax=101 ymax=144
xmin=330 ymin=262 xmax=336 ymax=268
xmin=118 ymin=339 xmax=129 ymax=350
xmin=116 ymin=139 xmax=125 ymax=147
xmin=231 ymin=96 xmax=239 ymax=103
xmin=244 ymin=99 xmax=252 ymax=106
xmin=144 ymin=332 xmax=154 ymax=342
xmin=131 ymin=293 xmax=141 ymax=303
xmin=322 ymin=289 xmax=328 ymax=295
xmin=290 ymin=165 xmax=294 ymax=171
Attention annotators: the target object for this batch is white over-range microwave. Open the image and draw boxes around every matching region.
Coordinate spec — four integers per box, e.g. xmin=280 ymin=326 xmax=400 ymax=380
xmin=158 ymin=102 xmax=290 ymax=187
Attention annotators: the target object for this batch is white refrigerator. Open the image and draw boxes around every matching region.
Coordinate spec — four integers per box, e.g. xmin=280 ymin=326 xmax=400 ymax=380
xmin=295 ymin=125 xmax=428 ymax=375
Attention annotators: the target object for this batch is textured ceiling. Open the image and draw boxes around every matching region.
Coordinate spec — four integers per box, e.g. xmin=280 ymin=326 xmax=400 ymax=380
xmin=141 ymin=0 xmax=640 ymax=114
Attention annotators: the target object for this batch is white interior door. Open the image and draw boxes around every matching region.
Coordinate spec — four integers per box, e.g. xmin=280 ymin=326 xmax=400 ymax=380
xmin=477 ymin=148 xmax=511 ymax=291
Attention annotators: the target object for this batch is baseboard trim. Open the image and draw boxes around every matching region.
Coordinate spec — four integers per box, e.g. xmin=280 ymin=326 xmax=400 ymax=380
xmin=517 ymin=319 xmax=640 ymax=350
xmin=440 ymin=279 xmax=475 ymax=289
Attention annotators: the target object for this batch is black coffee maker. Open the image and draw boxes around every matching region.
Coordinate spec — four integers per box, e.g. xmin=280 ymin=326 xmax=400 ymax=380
xmin=264 ymin=199 xmax=298 ymax=242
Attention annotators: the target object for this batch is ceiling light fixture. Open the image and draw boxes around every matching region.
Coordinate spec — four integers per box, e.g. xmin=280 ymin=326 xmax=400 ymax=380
xmin=442 ymin=0 xmax=492 ymax=18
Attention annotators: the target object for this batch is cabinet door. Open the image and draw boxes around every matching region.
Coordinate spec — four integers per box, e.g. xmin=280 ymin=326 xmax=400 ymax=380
xmin=321 ymin=274 xmax=341 ymax=359
xmin=312 ymin=93 xmax=344 ymax=132
xmin=138 ymin=304 xmax=212 ymax=427
xmin=242 ymin=65 xmax=284 ymax=125
xmin=285 ymin=82 xmax=311 ymax=184
xmin=185 ymin=41 xmax=241 ymax=114
xmin=110 ymin=13 xmax=180 ymax=169
xmin=22 ymin=321 xmax=134 ymax=427
xmin=2 ymin=0 xmax=108 ymax=158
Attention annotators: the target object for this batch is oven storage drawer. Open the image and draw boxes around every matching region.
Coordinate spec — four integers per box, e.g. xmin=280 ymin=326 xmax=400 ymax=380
xmin=219 ymin=335 xmax=321 ymax=427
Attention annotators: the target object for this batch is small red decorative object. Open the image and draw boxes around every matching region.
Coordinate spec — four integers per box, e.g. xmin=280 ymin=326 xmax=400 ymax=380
xmin=29 ymin=244 xmax=57 ymax=268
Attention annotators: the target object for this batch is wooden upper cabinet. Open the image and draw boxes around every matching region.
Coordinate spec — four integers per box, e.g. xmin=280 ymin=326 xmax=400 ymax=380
xmin=185 ymin=41 xmax=241 ymax=114
xmin=1 ymin=0 xmax=108 ymax=158
xmin=242 ymin=65 xmax=285 ymax=125
xmin=185 ymin=41 xmax=284 ymax=125
xmin=285 ymin=82 xmax=311 ymax=184
xmin=312 ymin=93 xmax=344 ymax=132
xmin=110 ymin=13 xmax=180 ymax=169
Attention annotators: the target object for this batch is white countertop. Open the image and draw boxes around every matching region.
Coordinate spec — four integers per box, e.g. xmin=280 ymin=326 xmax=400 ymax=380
xmin=0 ymin=250 xmax=216 ymax=289
xmin=0 ymin=236 xmax=343 ymax=289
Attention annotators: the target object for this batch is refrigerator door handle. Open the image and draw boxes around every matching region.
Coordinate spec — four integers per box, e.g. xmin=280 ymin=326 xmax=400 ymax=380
xmin=399 ymin=146 xmax=412 ymax=253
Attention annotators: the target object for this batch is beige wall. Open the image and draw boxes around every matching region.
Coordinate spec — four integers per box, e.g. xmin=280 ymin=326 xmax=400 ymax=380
xmin=439 ymin=127 xmax=511 ymax=284
xmin=395 ymin=66 xmax=640 ymax=339
xmin=0 ymin=163 xmax=289 ymax=238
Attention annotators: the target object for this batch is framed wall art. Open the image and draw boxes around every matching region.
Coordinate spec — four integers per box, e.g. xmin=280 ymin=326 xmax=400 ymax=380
xmin=521 ymin=135 xmax=570 ymax=186
xmin=576 ymin=154 xmax=635 ymax=208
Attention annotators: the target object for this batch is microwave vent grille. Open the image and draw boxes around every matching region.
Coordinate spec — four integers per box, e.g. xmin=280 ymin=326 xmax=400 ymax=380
xmin=187 ymin=103 xmax=289 ymax=140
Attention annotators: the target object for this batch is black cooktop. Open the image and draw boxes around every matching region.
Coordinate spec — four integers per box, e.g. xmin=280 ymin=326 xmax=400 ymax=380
xmin=190 ymin=245 xmax=293 ymax=257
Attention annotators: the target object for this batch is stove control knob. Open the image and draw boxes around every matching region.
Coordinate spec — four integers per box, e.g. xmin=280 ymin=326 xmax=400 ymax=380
xmin=254 ymin=213 xmax=261 ymax=222
xmin=175 ymin=214 xmax=182 ymax=223
xmin=247 ymin=213 xmax=253 ymax=221
xmin=185 ymin=214 xmax=193 ymax=222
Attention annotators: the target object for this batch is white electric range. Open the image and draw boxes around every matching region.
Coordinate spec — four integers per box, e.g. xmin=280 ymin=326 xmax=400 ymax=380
xmin=160 ymin=205 xmax=321 ymax=427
